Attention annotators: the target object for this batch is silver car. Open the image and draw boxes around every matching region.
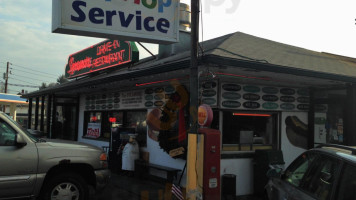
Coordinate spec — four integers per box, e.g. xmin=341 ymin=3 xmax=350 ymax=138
xmin=265 ymin=144 xmax=356 ymax=200
xmin=0 ymin=112 xmax=110 ymax=200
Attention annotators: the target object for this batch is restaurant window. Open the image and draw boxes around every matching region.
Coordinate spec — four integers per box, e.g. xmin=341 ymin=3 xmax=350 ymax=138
xmin=83 ymin=110 xmax=147 ymax=146
xmin=222 ymin=111 xmax=278 ymax=151
xmin=314 ymin=89 xmax=346 ymax=145
xmin=126 ymin=111 xmax=147 ymax=146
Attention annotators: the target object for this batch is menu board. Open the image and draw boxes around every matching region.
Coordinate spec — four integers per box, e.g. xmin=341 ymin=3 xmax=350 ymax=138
xmin=200 ymin=81 xmax=218 ymax=107
xmin=143 ymin=85 xmax=183 ymax=108
xmin=220 ymin=83 xmax=311 ymax=111
xmin=85 ymin=90 xmax=144 ymax=110
xmin=120 ymin=90 xmax=145 ymax=109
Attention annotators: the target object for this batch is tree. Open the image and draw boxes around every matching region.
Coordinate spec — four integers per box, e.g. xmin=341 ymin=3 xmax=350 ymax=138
xmin=39 ymin=82 xmax=47 ymax=90
xmin=57 ymin=74 xmax=68 ymax=84
xmin=48 ymin=83 xmax=57 ymax=87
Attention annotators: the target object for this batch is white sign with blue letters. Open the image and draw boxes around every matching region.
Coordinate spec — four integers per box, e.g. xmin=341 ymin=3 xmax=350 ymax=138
xmin=52 ymin=0 xmax=180 ymax=44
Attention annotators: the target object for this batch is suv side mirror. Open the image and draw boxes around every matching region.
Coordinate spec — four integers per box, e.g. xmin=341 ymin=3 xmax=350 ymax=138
xmin=16 ymin=134 xmax=27 ymax=147
xmin=266 ymin=168 xmax=283 ymax=178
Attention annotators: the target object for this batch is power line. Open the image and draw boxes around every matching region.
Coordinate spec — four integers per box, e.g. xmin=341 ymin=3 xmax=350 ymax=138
xmin=10 ymin=63 xmax=59 ymax=78
xmin=10 ymin=68 xmax=57 ymax=79
xmin=0 ymin=81 xmax=39 ymax=88
xmin=9 ymin=83 xmax=39 ymax=88
xmin=11 ymin=73 xmax=51 ymax=82
xmin=10 ymin=77 xmax=39 ymax=86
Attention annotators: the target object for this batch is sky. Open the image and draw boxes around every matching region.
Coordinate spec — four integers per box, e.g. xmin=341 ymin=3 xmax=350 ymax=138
xmin=0 ymin=0 xmax=356 ymax=93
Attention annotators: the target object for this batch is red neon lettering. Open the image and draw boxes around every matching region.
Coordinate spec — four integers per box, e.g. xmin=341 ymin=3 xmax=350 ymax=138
xmin=67 ymin=57 xmax=92 ymax=75
xmin=198 ymin=112 xmax=206 ymax=117
xmin=92 ymin=50 xmax=125 ymax=67
xmin=97 ymin=41 xmax=116 ymax=56
xmin=113 ymin=40 xmax=120 ymax=49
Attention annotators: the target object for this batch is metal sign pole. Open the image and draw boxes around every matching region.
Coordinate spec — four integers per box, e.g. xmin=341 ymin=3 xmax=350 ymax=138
xmin=186 ymin=0 xmax=200 ymax=199
xmin=190 ymin=0 xmax=200 ymax=130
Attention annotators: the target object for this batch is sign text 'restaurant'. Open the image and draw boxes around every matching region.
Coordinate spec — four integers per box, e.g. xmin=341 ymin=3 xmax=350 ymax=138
xmin=65 ymin=40 xmax=139 ymax=78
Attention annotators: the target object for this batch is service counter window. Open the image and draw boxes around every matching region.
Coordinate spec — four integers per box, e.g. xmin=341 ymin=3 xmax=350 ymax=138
xmin=222 ymin=111 xmax=277 ymax=151
xmin=83 ymin=110 xmax=147 ymax=146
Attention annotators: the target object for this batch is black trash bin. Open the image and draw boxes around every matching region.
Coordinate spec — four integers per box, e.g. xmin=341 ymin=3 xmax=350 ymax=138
xmin=222 ymin=174 xmax=236 ymax=200
xmin=253 ymin=150 xmax=284 ymax=197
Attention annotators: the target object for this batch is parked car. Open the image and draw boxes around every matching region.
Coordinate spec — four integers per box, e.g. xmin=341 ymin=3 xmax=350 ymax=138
xmin=265 ymin=144 xmax=356 ymax=200
xmin=27 ymin=129 xmax=46 ymax=138
xmin=0 ymin=112 xmax=110 ymax=200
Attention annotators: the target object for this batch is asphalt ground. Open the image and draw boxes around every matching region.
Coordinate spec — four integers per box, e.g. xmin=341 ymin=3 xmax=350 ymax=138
xmin=92 ymin=172 xmax=263 ymax=200
xmin=93 ymin=173 xmax=168 ymax=200
xmin=16 ymin=172 xmax=262 ymax=200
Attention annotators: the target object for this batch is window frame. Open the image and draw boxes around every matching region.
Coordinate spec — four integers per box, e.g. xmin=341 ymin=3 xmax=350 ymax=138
xmin=281 ymin=152 xmax=320 ymax=188
xmin=0 ymin=118 xmax=18 ymax=146
xmin=335 ymin=161 xmax=356 ymax=200
xmin=221 ymin=110 xmax=278 ymax=151
xmin=299 ymin=154 xmax=341 ymax=200
xmin=82 ymin=110 xmax=147 ymax=146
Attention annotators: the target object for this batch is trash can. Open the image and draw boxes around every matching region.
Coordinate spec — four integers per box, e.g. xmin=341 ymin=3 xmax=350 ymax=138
xmin=253 ymin=150 xmax=284 ymax=197
xmin=222 ymin=174 xmax=236 ymax=200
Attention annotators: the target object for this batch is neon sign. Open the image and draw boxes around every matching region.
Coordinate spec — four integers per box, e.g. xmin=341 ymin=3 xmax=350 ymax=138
xmin=65 ymin=39 xmax=139 ymax=79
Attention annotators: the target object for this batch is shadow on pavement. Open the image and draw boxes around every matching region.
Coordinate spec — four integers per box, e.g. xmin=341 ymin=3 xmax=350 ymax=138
xmin=93 ymin=173 xmax=167 ymax=200
xmin=93 ymin=172 xmax=263 ymax=200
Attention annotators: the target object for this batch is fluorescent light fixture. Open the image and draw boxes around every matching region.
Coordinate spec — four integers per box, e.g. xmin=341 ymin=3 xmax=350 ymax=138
xmin=233 ymin=113 xmax=271 ymax=117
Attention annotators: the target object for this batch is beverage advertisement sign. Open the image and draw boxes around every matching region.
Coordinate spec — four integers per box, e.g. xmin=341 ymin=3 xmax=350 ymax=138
xmin=86 ymin=123 xmax=101 ymax=138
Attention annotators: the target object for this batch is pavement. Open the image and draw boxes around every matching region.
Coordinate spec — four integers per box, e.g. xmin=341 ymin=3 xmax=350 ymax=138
xmin=93 ymin=171 xmax=263 ymax=200
xmin=93 ymin=172 xmax=167 ymax=200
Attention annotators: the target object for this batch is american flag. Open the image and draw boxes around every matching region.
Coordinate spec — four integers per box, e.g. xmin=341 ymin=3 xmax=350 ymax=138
xmin=172 ymin=184 xmax=184 ymax=200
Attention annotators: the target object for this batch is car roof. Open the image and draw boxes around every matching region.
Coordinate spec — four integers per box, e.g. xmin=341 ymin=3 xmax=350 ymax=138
xmin=311 ymin=144 xmax=356 ymax=163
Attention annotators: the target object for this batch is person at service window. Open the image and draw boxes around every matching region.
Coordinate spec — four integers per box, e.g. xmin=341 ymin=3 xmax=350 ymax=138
xmin=121 ymin=134 xmax=139 ymax=176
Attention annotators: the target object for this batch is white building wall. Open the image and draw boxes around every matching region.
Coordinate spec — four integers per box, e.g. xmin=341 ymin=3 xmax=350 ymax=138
xmin=221 ymin=158 xmax=253 ymax=196
xmin=146 ymin=132 xmax=186 ymax=184
xmin=281 ymin=112 xmax=308 ymax=166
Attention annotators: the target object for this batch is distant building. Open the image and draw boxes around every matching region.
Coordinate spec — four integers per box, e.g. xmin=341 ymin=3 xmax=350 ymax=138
xmin=0 ymin=93 xmax=35 ymax=128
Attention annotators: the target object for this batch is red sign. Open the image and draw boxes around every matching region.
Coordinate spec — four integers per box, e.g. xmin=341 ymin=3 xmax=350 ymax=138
xmin=86 ymin=123 xmax=101 ymax=138
xmin=198 ymin=104 xmax=213 ymax=127
xmin=109 ymin=117 xmax=116 ymax=123
xmin=65 ymin=40 xmax=139 ymax=79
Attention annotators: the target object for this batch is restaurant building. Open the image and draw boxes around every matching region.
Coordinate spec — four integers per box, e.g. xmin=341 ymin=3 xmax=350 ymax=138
xmin=23 ymin=31 xmax=356 ymax=196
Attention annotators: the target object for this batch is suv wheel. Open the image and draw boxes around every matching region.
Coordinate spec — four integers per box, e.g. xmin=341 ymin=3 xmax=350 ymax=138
xmin=41 ymin=173 xmax=89 ymax=200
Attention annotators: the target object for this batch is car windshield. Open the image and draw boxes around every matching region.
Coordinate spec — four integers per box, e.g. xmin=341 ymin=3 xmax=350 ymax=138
xmin=2 ymin=113 xmax=39 ymax=142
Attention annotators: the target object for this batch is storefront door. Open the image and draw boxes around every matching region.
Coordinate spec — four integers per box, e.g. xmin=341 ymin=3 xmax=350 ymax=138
xmin=53 ymin=103 xmax=77 ymax=141
xmin=313 ymin=89 xmax=346 ymax=145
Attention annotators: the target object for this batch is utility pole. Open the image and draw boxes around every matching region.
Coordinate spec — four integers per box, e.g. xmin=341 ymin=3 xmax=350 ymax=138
xmin=186 ymin=0 xmax=200 ymax=199
xmin=4 ymin=62 xmax=9 ymax=93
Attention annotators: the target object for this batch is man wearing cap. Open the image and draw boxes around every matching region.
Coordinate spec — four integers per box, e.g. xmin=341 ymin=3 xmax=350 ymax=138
xmin=121 ymin=134 xmax=139 ymax=176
